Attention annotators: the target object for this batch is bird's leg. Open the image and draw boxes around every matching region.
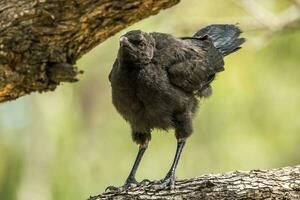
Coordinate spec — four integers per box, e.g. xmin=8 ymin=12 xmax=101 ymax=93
xmin=153 ymin=138 xmax=186 ymax=189
xmin=124 ymin=145 xmax=147 ymax=186
xmin=105 ymin=145 xmax=147 ymax=192
xmin=154 ymin=111 xmax=193 ymax=189
xmin=153 ymin=112 xmax=191 ymax=189
xmin=106 ymin=132 xmax=150 ymax=192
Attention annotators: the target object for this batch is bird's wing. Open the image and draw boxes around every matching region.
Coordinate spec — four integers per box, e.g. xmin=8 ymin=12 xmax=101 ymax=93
xmin=168 ymin=37 xmax=224 ymax=93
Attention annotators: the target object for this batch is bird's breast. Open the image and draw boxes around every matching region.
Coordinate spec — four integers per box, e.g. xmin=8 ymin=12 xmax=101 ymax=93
xmin=111 ymin=67 xmax=179 ymax=130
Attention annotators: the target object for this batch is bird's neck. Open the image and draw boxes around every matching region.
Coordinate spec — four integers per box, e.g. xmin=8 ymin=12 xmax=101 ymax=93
xmin=119 ymin=59 xmax=144 ymax=70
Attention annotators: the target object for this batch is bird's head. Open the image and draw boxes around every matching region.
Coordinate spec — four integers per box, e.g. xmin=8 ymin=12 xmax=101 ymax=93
xmin=118 ymin=30 xmax=155 ymax=65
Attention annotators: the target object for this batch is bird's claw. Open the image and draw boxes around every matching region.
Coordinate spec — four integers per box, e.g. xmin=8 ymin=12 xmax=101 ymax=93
xmin=105 ymin=183 xmax=136 ymax=192
xmin=105 ymin=178 xmax=142 ymax=192
xmin=105 ymin=185 xmax=122 ymax=192
xmin=151 ymin=175 xmax=176 ymax=190
xmin=140 ymin=179 xmax=151 ymax=185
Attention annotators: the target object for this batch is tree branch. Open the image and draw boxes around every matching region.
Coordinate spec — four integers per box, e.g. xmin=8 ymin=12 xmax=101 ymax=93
xmin=89 ymin=165 xmax=300 ymax=200
xmin=0 ymin=0 xmax=180 ymax=103
xmin=233 ymin=0 xmax=300 ymax=33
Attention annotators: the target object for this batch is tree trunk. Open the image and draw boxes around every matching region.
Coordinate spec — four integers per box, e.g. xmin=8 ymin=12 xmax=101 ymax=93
xmin=90 ymin=165 xmax=300 ymax=200
xmin=0 ymin=0 xmax=180 ymax=103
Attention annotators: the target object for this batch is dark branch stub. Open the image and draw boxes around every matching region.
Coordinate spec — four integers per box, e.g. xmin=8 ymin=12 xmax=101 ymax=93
xmin=0 ymin=0 xmax=180 ymax=103
xmin=48 ymin=63 xmax=83 ymax=83
xmin=90 ymin=165 xmax=300 ymax=200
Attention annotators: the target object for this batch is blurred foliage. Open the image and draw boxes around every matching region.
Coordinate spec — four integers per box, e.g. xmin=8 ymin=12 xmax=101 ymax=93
xmin=1 ymin=0 xmax=300 ymax=199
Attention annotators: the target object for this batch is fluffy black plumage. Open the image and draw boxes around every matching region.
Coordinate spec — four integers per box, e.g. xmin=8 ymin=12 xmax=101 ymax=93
xmin=108 ymin=24 xmax=245 ymax=190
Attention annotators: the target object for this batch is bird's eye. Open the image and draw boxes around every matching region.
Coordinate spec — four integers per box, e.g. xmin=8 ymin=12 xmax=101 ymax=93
xmin=131 ymin=40 xmax=141 ymax=46
xmin=139 ymin=42 xmax=146 ymax=48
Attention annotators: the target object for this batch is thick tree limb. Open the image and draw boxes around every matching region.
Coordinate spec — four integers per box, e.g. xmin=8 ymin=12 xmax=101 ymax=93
xmin=0 ymin=0 xmax=180 ymax=103
xmin=90 ymin=165 xmax=300 ymax=200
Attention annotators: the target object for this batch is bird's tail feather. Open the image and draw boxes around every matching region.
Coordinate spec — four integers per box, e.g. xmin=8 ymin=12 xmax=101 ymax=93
xmin=194 ymin=24 xmax=245 ymax=56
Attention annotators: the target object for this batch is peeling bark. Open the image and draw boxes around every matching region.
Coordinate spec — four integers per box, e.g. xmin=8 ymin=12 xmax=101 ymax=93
xmin=0 ymin=0 xmax=180 ymax=103
xmin=90 ymin=165 xmax=300 ymax=200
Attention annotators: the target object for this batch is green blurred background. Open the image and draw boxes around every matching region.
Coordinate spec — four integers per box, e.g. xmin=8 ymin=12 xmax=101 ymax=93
xmin=1 ymin=0 xmax=300 ymax=199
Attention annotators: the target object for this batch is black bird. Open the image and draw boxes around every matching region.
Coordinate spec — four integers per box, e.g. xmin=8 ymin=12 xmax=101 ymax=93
xmin=108 ymin=24 xmax=245 ymax=190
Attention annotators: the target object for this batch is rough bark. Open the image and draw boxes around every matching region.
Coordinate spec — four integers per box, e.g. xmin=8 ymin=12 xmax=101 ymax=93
xmin=0 ymin=0 xmax=180 ymax=103
xmin=90 ymin=165 xmax=300 ymax=200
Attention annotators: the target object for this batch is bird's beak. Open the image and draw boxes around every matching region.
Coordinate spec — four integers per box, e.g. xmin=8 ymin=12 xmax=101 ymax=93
xmin=119 ymin=36 xmax=130 ymax=47
xmin=120 ymin=36 xmax=128 ymax=43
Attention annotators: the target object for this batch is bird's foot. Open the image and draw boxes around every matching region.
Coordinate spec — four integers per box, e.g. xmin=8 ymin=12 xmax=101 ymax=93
xmin=139 ymin=179 xmax=151 ymax=186
xmin=105 ymin=178 xmax=151 ymax=192
xmin=105 ymin=178 xmax=139 ymax=192
xmin=152 ymin=174 xmax=176 ymax=190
